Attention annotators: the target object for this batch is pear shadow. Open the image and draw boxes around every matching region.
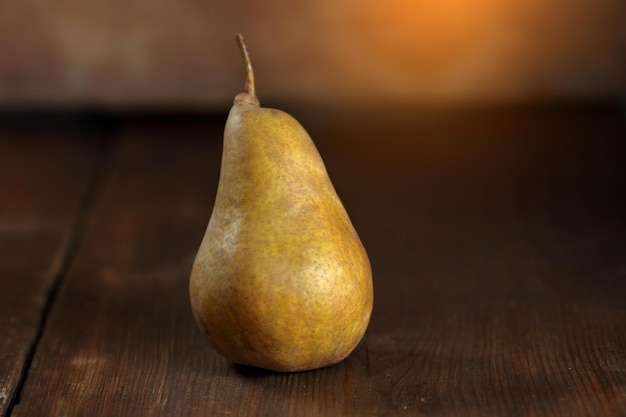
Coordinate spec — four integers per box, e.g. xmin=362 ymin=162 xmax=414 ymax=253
xmin=231 ymin=360 xmax=336 ymax=378
xmin=232 ymin=363 xmax=280 ymax=378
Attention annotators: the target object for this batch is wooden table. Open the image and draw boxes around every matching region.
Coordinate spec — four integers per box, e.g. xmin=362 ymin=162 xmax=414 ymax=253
xmin=1 ymin=105 xmax=625 ymax=416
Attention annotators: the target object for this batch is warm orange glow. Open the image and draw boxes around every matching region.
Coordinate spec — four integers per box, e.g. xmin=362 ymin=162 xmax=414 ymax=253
xmin=0 ymin=0 xmax=621 ymax=106
xmin=362 ymin=1 xmax=504 ymax=72
xmin=289 ymin=0 xmax=624 ymax=105
xmin=296 ymin=0 xmax=516 ymax=103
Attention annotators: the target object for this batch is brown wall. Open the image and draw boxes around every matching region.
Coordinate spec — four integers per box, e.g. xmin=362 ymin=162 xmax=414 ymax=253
xmin=0 ymin=0 xmax=624 ymax=109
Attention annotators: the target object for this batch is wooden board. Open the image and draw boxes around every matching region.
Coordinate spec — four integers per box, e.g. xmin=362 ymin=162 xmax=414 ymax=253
xmin=7 ymin=109 xmax=626 ymax=416
xmin=0 ymin=126 xmax=100 ymax=416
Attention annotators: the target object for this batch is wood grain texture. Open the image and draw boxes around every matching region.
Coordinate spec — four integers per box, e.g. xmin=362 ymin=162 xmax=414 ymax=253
xmin=8 ymin=108 xmax=626 ymax=416
xmin=0 ymin=126 xmax=100 ymax=416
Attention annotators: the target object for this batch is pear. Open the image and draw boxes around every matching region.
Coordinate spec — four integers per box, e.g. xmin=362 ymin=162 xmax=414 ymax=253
xmin=189 ymin=34 xmax=373 ymax=372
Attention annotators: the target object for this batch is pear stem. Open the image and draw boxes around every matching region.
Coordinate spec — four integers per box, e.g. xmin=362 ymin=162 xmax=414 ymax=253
xmin=236 ymin=33 xmax=256 ymax=100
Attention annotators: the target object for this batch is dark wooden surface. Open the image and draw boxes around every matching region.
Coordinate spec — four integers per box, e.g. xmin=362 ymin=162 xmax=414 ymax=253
xmin=1 ymin=106 xmax=625 ymax=416
xmin=0 ymin=125 xmax=101 ymax=416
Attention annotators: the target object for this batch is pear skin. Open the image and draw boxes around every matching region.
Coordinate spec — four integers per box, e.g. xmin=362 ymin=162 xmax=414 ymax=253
xmin=189 ymin=34 xmax=373 ymax=372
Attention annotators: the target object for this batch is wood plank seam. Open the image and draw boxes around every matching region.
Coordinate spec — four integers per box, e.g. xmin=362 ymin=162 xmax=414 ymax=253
xmin=3 ymin=137 xmax=114 ymax=417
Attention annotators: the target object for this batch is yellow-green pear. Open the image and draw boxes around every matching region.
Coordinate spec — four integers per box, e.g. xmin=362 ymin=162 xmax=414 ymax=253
xmin=189 ymin=34 xmax=373 ymax=372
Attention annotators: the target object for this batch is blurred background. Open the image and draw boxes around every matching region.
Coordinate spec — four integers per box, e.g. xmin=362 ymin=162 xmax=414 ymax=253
xmin=0 ymin=0 xmax=624 ymax=111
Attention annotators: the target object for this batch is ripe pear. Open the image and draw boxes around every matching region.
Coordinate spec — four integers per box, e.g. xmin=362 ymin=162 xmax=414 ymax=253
xmin=189 ymin=34 xmax=373 ymax=372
